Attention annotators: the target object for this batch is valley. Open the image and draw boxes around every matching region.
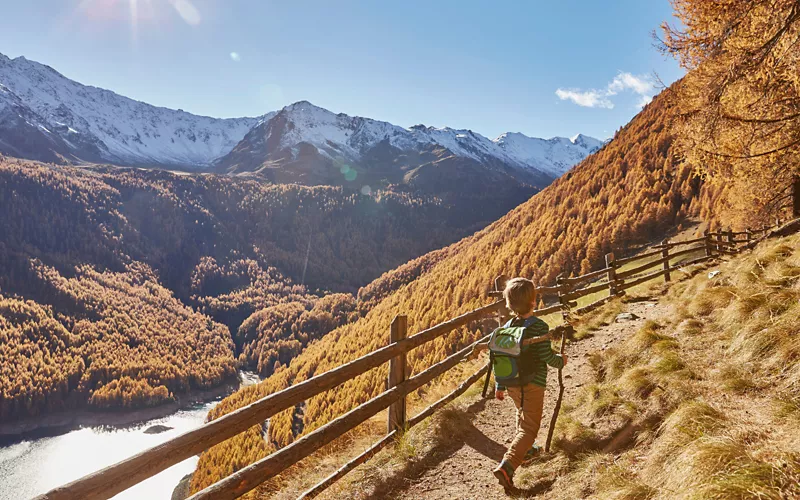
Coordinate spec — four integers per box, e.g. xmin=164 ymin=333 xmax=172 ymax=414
xmin=0 ymin=51 xmax=601 ymax=430
xmin=188 ymin=82 xmax=713 ymax=493
xmin=4 ymin=0 xmax=800 ymax=498
xmin=0 ymin=157 xmax=521 ymax=423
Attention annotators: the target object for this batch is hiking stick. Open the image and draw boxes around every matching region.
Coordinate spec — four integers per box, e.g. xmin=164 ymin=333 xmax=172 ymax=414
xmin=545 ymin=326 xmax=568 ymax=453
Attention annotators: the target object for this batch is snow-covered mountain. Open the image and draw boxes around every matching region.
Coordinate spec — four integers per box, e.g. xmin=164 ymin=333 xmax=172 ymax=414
xmin=0 ymin=52 xmax=268 ymax=167
xmin=0 ymin=82 xmax=72 ymax=163
xmin=0 ymin=52 xmax=601 ymax=181
xmin=495 ymin=132 xmax=605 ymax=177
xmin=217 ymin=100 xmax=602 ymax=182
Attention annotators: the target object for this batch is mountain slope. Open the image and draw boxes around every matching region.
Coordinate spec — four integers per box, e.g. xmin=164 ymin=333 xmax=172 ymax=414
xmin=215 ymin=100 xmax=601 ymax=188
xmin=495 ymin=132 xmax=605 ymax=177
xmin=0 ymin=52 xmax=267 ymax=167
xmin=190 ymin=83 xmax=723 ymax=493
xmin=328 ymin=234 xmax=800 ymax=498
xmin=0 ymin=83 xmax=74 ymax=162
xmin=0 ymin=157 xmax=518 ymax=421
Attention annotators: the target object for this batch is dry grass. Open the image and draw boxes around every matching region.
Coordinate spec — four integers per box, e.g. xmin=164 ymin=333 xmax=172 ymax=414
xmin=270 ymin=234 xmax=800 ymax=499
xmin=535 ymin=234 xmax=800 ymax=499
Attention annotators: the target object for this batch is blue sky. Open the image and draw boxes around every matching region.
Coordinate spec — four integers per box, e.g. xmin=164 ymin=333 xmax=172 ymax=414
xmin=0 ymin=0 xmax=684 ymax=140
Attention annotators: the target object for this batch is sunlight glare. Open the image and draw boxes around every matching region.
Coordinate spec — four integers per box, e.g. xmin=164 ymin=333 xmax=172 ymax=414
xmin=129 ymin=0 xmax=138 ymax=43
xmin=169 ymin=0 xmax=201 ymax=26
xmin=73 ymin=0 xmax=197 ymax=42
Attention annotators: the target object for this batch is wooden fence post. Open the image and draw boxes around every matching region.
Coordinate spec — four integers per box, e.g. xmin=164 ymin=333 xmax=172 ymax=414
xmin=605 ymin=252 xmax=618 ymax=296
xmin=746 ymin=228 xmax=752 ymax=246
xmin=716 ymin=230 xmax=723 ymax=254
xmin=704 ymin=229 xmax=713 ymax=257
xmin=486 ymin=275 xmax=509 ymax=400
xmin=726 ymin=227 xmax=734 ymax=253
xmin=793 ymin=175 xmax=800 ymax=218
xmin=661 ymin=239 xmax=671 ymax=282
xmin=495 ymin=274 xmax=509 ymax=327
xmin=387 ymin=315 xmax=408 ymax=434
xmin=555 ymin=273 xmax=572 ymax=323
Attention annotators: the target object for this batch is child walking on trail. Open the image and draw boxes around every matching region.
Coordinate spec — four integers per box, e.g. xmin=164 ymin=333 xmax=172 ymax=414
xmin=491 ymin=277 xmax=567 ymax=489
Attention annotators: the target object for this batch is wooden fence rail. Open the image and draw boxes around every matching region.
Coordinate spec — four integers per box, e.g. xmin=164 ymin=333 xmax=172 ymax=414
xmin=298 ymin=362 xmax=489 ymax=499
xmin=40 ymin=207 xmax=798 ymax=499
xmin=187 ymin=336 xmax=492 ymax=500
xmin=39 ymin=300 xmax=504 ymax=500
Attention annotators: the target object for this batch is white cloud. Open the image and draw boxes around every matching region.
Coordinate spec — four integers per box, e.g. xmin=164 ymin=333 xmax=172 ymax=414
xmin=636 ymin=94 xmax=653 ymax=108
xmin=230 ymin=52 xmax=241 ymax=62
xmin=556 ymin=71 xmax=655 ymax=110
xmin=607 ymin=72 xmax=654 ymax=96
xmin=555 ymin=89 xmax=615 ymax=109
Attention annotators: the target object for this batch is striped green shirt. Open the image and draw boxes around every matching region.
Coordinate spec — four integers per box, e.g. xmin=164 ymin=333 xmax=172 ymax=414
xmin=496 ymin=316 xmax=564 ymax=390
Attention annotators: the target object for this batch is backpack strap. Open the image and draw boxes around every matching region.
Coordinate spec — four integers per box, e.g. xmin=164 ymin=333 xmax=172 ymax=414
xmin=482 ymin=351 xmax=494 ymax=398
xmin=519 ymin=317 xmax=551 ymax=347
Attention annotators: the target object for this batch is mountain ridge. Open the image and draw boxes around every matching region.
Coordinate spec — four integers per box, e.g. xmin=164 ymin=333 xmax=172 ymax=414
xmin=215 ymin=99 xmax=602 ymax=184
xmin=0 ymin=53 xmax=601 ymax=182
xmin=0 ymin=52 xmax=267 ymax=167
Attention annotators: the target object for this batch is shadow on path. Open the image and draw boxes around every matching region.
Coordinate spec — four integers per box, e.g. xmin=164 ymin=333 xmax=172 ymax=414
xmin=367 ymin=398 xmax=506 ymax=498
xmin=507 ymin=477 xmax=557 ymax=498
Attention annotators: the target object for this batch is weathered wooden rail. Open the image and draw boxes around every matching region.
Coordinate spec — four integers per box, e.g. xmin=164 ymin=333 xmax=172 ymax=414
xmin=39 ymin=212 xmax=797 ymax=499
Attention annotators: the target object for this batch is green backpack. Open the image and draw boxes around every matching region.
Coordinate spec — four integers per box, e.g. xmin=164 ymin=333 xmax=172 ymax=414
xmin=482 ymin=318 xmax=550 ymax=402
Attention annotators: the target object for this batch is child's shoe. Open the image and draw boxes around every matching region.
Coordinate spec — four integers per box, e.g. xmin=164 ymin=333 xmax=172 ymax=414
xmin=523 ymin=443 xmax=542 ymax=462
xmin=493 ymin=461 xmax=514 ymax=489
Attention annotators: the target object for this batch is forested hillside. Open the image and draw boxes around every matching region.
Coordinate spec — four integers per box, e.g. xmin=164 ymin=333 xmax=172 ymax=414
xmin=0 ymin=266 xmax=236 ymax=419
xmin=190 ymin=82 xmax=727 ymax=492
xmin=0 ymin=159 xmax=508 ymax=421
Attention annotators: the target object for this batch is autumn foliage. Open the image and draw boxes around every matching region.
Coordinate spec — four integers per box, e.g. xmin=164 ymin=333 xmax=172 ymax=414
xmin=190 ymin=86 xmax=722 ymax=493
xmin=0 ymin=262 xmax=236 ymax=419
xmin=0 ymin=158 xmax=494 ymax=420
xmin=660 ymin=0 xmax=800 ymax=225
xmin=236 ymin=293 xmax=358 ymax=377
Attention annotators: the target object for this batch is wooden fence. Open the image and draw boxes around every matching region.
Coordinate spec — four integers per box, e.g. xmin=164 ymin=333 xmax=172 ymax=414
xmin=37 ymin=217 xmax=796 ymax=500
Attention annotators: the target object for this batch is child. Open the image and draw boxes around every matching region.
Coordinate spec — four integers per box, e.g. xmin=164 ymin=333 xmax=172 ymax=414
xmin=492 ymin=277 xmax=567 ymax=489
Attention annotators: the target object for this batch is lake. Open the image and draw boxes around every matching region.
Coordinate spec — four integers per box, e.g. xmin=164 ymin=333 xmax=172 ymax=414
xmin=0 ymin=371 xmax=261 ymax=500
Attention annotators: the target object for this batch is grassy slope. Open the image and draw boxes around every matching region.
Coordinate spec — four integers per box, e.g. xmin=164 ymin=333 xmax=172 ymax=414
xmin=191 ymin=84 xmax=724 ymax=492
xmin=511 ymin=233 xmax=800 ymax=499
xmin=307 ymin=233 xmax=800 ymax=499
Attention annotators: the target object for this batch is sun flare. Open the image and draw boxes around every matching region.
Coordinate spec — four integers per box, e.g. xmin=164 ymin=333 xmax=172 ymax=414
xmin=76 ymin=0 xmax=201 ymax=41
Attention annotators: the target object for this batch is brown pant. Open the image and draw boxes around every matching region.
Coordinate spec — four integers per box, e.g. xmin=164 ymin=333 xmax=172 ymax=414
xmin=503 ymin=383 xmax=545 ymax=470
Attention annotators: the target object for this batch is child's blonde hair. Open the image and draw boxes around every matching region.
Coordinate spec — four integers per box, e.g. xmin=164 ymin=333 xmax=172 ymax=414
xmin=503 ymin=277 xmax=537 ymax=317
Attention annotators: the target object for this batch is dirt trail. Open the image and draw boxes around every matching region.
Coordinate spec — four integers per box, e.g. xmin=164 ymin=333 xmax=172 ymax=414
xmin=382 ymin=300 xmax=668 ymax=500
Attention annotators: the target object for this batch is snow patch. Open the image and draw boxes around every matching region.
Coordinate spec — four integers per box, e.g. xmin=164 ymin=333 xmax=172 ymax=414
xmin=0 ymin=52 xmax=271 ymax=166
xmin=269 ymin=102 xmax=602 ymax=178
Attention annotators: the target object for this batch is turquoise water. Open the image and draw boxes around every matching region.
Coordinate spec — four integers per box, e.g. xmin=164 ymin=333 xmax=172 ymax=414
xmin=0 ymin=371 xmax=260 ymax=500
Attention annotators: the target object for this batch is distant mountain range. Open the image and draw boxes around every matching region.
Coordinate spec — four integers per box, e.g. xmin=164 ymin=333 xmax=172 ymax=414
xmin=215 ymin=101 xmax=603 ymax=190
xmin=0 ymin=53 xmax=266 ymax=166
xmin=0 ymin=52 xmax=602 ymax=187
